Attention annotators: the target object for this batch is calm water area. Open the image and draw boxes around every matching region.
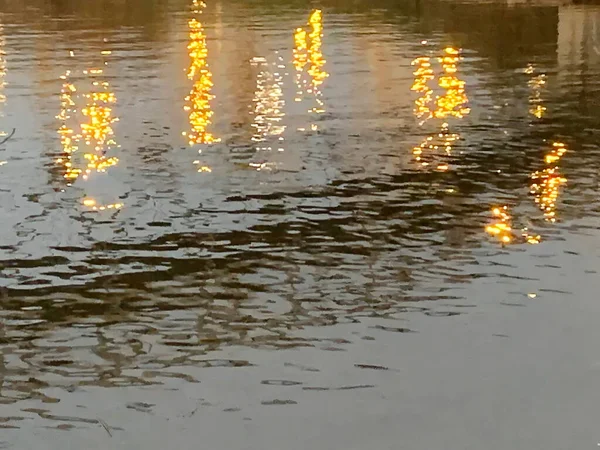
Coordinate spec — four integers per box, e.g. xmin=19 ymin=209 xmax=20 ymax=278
xmin=0 ymin=0 xmax=599 ymax=448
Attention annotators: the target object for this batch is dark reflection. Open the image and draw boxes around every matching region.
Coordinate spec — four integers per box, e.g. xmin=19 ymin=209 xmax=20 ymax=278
xmin=0 ymin=0 xmax=599 ymax=431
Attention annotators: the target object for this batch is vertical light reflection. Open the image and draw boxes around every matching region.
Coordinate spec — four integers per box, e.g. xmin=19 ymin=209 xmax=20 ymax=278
xmin=249 ymin=56 xmax=286 ymax=171
xmin=307 ymin=9 xmax=327 ymax=120
xmin=435 ymin=47 xmax=470 ymax=119
xmin=526 ymin=64 xmax=547 ymax=119
xmin=55 ymin=52 xmax=122 ymax=211
xmin=0 ymin=23 xmax=6 ymax=120
xmin=486 ymin=69 xmax=564 ymax=246
xmin=411 ymin=46 xmax=469 ymax=171
xmin=293 ymin=10 xmax=328 ymax=132
xmin=293 ymin=27 xmax=308 ymax=103
xmin=411 ymin=56 xmax=434 ymax=123
xmin=80 ymin=63 xmax=119 ymax=179
xmin=530 ymin=142 xmax=567 ymax=223
xmin=56 ymin=70 xmax=81 ymax=183
xmin=0 ymin=22 xmax=8 ymax=167
xmin=184 ymin=0 xmax=219 ymax=173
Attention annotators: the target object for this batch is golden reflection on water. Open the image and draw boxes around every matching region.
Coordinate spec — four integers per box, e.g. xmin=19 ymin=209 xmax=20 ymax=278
xmin=57 ymin=71 xmax=81 ymax=182
xmin=293 ymin=27 xmax=308 ymax=103
xmin=486 ymin=64 xmax=566 ymax=246
xmin=411 ymin=46 xmax=469 ymax=170
xmin=307 ymin=9 xmax=327 ymax=115
xmin=486 ymin=206 xmax=516 ymax=244
xmin=411 ymin=56 xmax=434 ymax=122
xmin=486 ymin=142 xmax=567 ymax=245
xmin=530 ymin=142 xmax=567 ymax=223
xmin=55 ymin=53 xmax=122 ymax=211
xmin=486 ymin=206 xmax=541 ymax=245
xmin=183 ymin=0 xmax=219 ymax=174
xmin=436 ymin=47 xmax=470 ymax=119
xmin=292 ymin=9 xmax=328 ymax=132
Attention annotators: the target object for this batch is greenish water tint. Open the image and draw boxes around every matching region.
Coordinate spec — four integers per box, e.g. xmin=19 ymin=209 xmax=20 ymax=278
xmin=0 ymin=0 xmax=599 ymax=448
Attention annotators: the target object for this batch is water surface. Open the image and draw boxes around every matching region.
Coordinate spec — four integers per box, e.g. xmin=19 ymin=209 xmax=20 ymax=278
xmin=0 ymin=0 xmax=599 ymax=448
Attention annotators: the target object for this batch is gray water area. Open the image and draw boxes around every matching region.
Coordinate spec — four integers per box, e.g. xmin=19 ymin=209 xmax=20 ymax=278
xmin=0 ymin=0 xmax=599 ymax=448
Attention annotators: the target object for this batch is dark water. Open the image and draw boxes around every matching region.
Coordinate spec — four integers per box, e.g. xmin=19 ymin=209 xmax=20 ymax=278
xmin=0 ymin=0 xmax=600 ymax=447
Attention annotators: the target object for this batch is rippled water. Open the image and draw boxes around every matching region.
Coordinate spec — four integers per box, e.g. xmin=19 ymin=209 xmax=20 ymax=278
xmin=0 ymin=0 xmax=600 ymax=447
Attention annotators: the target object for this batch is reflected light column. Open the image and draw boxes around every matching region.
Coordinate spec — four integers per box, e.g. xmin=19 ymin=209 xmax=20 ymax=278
xmin=530 ymin=142 xmax=567 ymax=223
xmin=0 ymin=23 xmax=6 ymax=124
xmin=248 ymin=56 xmax=286 ymax=171
xmin=293 ymin=27 xmax=308 ymax=104
xmin=526 ymin=63 xmax=547 ymax=119
xmin=307 ymin=9 xmax=328 ymax=129
xmin=0 ymin=22 xmax=8 ymax=167
xmin=411 ymin=46 xmax=469 ymax=171
xmin=56 ymin=51 xmax=123 ymax=211
xmin=184 ymin=0 xmax=219 ymax=173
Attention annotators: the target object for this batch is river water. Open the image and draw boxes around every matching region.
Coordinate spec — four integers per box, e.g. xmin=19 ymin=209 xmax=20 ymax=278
xmin=0 ymin=0 xmax=599 ymax=448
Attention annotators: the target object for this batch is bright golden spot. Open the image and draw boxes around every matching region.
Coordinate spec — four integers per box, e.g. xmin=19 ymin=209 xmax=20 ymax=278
xmin=526 ymin=235 xmax=541 ymax=244
xmin=486 ymin=204 xmax=542 ymax=245
xmin=184 ymin=0 xmax=219 ymax=146
xmin=486 ymin=206 xmax=515 ymax=244
xmin=82 ymin=197 xmax=124 ymax=211
xmin=486 ymin=206 xmax=540 ymax=245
